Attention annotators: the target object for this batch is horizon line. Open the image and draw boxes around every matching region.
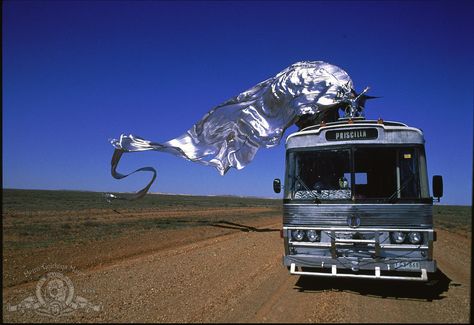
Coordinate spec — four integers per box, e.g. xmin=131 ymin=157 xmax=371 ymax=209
xmin=2 ymin=187 xmax=279 ymax=200
xmin=2 ymin=187 xmax=471 ymax=206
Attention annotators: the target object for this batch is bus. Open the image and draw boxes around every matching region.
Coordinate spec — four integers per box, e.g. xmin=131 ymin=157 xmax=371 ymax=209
xmin=273 ymin=117 xmax=443 ymax=281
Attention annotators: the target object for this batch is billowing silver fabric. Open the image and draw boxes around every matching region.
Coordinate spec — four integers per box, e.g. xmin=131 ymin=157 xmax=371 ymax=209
xmin=111 ymin=61 xmax=355 ymax=174
xmin=109 ymin=61 xmax=359 ymax=199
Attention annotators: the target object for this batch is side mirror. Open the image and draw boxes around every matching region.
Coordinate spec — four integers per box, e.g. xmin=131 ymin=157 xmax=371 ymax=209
xmin=273 ymin=178 xmax=281 ymax=193
xmin=432 ymin=175 xmax=443 ymax=201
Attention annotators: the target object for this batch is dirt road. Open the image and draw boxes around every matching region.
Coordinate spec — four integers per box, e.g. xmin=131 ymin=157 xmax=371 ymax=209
xmin=3 ymin=216 xmax=470 ymax=323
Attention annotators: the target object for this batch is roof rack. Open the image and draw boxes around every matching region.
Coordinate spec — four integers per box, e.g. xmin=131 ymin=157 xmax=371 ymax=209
xmin=300 ymin=118 xmax=408 ymax=132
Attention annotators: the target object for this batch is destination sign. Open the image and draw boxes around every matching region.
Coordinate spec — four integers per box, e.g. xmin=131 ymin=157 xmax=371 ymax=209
xmin=325 ymin=128 xmax=378 ymax=141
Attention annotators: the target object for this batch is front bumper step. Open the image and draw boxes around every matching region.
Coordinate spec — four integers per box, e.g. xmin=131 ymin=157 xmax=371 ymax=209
xmin=290 ymin=263 xmax=428 ymax=281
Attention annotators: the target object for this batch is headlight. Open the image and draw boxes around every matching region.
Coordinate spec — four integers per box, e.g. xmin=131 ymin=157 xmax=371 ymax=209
xmin=408 ymin=232 xmax=423 ymax=244
xmin=306 ymin=229 xmax=320 ymax=242
xmin=391 ymin=231 xmax=406 ymax=244
xmin=292 ymin=230 xmax=304 ymax=241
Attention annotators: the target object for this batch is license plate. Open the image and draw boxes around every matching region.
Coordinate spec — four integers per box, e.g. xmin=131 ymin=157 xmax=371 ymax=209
xmin=336 ymin=232 xmax=353 ymax=239
xmin=393 ymin=261 xmax=421 ymax=270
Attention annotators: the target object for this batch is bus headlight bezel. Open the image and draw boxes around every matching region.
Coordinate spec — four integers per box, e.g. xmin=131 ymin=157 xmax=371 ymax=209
xmin=390 ymin=231 xmax=407 ymax=244
xmin=306 ymin=229 xmax=320 ymax=242
xmin=292 ymin=229 xmax=305 ymax=241
xmin=408 ymin=231 xmax=423 ymax=244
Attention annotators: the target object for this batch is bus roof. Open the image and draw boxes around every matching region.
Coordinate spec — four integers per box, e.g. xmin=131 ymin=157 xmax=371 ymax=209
xmin=286 ymin=119 xmax=425 ymax=149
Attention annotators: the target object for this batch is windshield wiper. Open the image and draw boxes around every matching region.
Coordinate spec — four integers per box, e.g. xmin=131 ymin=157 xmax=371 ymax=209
xmin=296 ymin=175 xmax=321 ymax=203
xmin=385 ymin=173 xmax=415 ymax=203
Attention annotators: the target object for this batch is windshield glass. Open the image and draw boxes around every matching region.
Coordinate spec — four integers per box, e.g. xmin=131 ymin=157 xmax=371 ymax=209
xmin=286 ymin=146 xmax=425 ymax=202
xmin=289 ymin=149 xmax=351 ymax=201
xmin=353 ymin=147 xmax=419 ymax=201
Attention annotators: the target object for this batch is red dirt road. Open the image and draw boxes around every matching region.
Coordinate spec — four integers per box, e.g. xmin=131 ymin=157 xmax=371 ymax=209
xmin=2 ymin=217 xmax=471 ymax=323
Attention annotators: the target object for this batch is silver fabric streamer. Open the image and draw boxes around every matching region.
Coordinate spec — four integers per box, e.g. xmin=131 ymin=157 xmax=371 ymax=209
xmin=111 ymin=61 xmax=355 ymax=176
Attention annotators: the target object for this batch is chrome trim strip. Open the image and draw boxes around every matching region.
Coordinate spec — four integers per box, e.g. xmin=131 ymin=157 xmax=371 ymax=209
xmin=335 ymin=238 xmax=375 ymax=243
xmin=288 ymin=240 xmax=428 ymax=250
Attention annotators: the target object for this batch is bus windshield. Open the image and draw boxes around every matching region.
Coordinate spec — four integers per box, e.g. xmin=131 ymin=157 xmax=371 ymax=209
xmin=287 ymin=146 xmax=428 ymax=202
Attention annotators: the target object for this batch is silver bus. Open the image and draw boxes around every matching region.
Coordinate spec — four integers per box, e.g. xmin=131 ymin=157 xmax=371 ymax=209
xmin=273 ymin=118 xmax=444 ymax=281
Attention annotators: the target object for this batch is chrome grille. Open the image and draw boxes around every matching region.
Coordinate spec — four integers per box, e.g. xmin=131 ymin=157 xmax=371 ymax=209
xmin=283 ymin=204 xmax=432 ymax=228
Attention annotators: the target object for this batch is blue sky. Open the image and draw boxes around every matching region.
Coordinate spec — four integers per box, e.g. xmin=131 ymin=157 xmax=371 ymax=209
xmin=3 ymin=0 xmax=473 ymax=205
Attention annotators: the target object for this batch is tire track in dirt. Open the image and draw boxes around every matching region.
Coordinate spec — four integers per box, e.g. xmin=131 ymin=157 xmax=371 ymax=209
xmin=3 ymin=211 xmax=281 ymax=288
xmin=4 ymin=207 xmax=276 ymax=223
xmin=85 ymin=221 xmax=282 ymax=275
xmin=3 ymin=223 xmax=284 ymax=323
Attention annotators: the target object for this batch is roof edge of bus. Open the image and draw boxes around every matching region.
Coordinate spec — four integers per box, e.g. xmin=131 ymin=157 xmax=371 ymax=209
xmin=300 ymin=119 xmax=409 ymax=131
xmin=286 ymin=119 xmax=423 ymax=143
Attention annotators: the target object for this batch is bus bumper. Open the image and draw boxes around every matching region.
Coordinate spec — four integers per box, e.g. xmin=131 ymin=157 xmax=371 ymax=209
xmin=283 ymin=255 xmax=436 ymax=281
